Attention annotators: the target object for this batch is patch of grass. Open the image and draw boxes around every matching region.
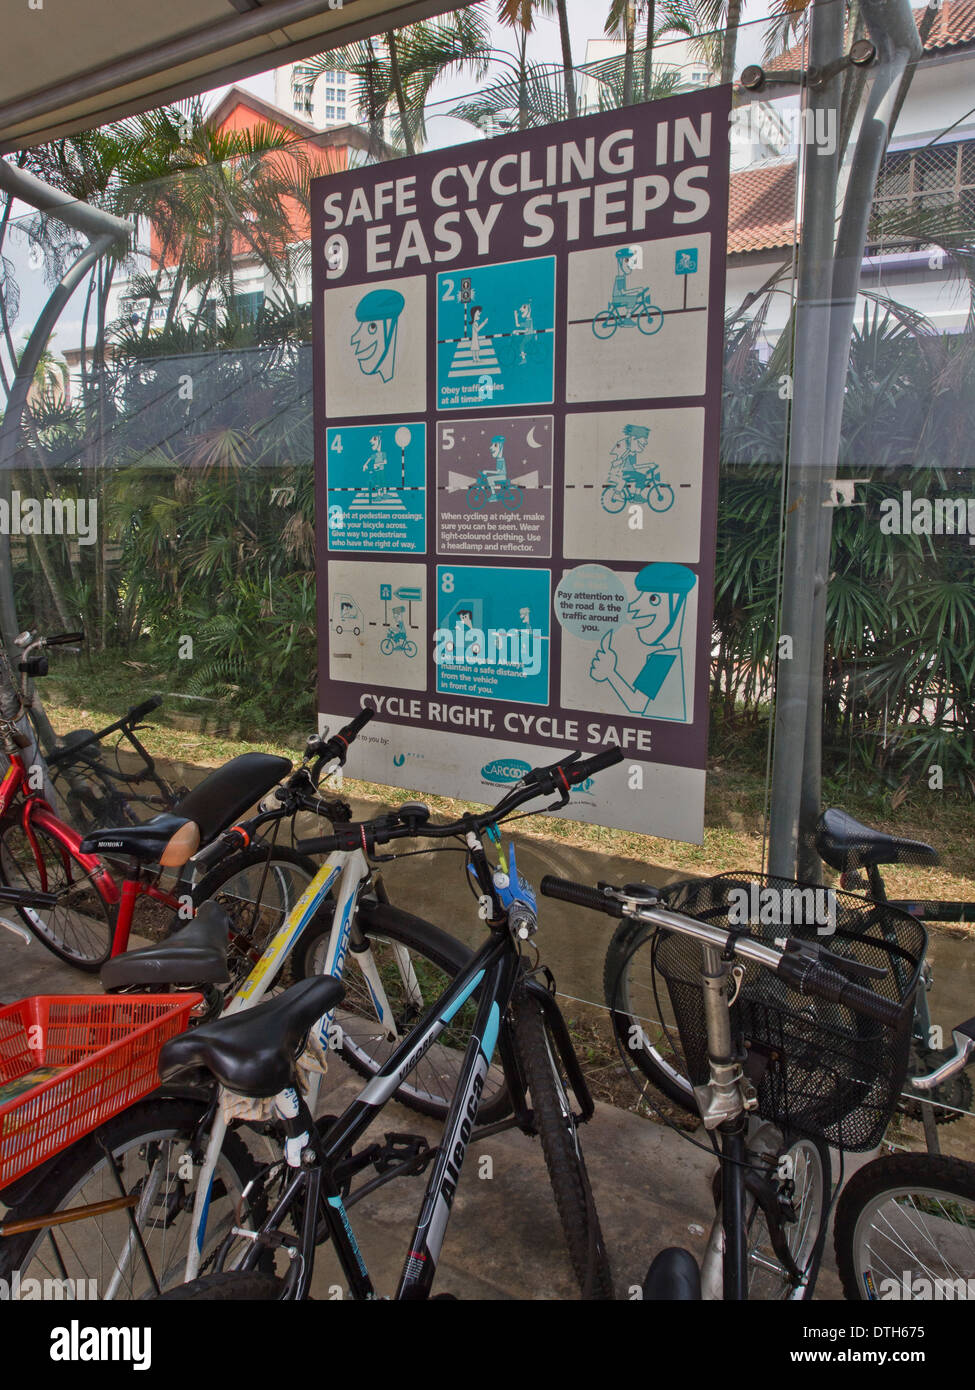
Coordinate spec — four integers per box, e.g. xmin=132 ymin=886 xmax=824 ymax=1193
xmin=36 ymin=677 xmax=975 ymax=928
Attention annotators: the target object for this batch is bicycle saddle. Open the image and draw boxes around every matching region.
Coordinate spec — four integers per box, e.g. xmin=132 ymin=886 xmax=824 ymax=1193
xmin=100 ymin=901 xmax=231 ymax=990
xmin=81 ymin=813 xmax=200 ymax=866
xmin=158 ymin=974 xmax=345 ymax=1097
xmin=172 ymin=753 xmax=292 ymax=842
xmin=815 ymin=808 xmax=938 ymax=872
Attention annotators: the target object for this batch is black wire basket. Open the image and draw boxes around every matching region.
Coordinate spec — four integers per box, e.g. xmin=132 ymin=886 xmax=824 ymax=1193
xmin=654 ymin=873 xmax=927 ymax=1151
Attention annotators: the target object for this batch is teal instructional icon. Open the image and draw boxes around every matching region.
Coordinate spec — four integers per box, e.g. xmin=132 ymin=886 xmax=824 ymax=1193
xmin=351 ymin=287 xmax=405 ymax=382
xmin=675 ymin=248 xmax=698 ymax=275
xmin=326 ymin=423 xmax=426 ymax=553
xmin=589 ymin=561 xmax=697 ymax=722
xmin=437 ymin=258 xmax=555 ymax=410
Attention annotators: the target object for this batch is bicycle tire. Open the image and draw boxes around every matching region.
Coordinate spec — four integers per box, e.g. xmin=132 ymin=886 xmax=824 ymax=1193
xmin=190 ymin=843 xmax=320 ymax=998
xmin=592 ymin=310 xmax=617 ymax=340
xmin=291 ymin=899 xmax=511 ymax=1124
xmin=834 ymin=1152 xmax=975 ymax=1301
xmin=509 ymin=991 xmax=614 ymax=1300
xmin=157 ymin=1270 xmax=286 ymax=1300
xmin=603 ymin=917 xmax=697 ymax=1113
xmin=743 ymin=1129 xmax=830 ymax=1300
xmin=0 ymin=813 xmax=116 ymax=971
xmin=0 ymin=1099 xmax=263 ymax=1299
xmin=636 ymin=305 xmax=665 ymax=335
xmin=648 ymin=483 xmax=675 ymax=513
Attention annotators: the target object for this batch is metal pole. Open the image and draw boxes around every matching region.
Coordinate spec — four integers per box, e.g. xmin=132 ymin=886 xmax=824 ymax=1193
xmin=796 ymin=0 xmax=921 ymax=880
xmin=767 ymin=0 xmax=845 ymax=880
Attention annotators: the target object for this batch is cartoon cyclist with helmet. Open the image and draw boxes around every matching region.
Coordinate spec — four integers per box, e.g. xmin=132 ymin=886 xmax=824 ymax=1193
xmin=610 ymin=247 xmax=647 ymax=318
xmin=350 ymin=287 xmax=405 ymax=383
xmin=590 ymin=562 xmax=697 ymax=721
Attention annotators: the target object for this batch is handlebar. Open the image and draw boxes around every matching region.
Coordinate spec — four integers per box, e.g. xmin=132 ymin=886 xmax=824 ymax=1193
xmin=190 ymin=710 xmax=378 ymax=868
xmin=46 ymin=631 xmax=86 ymax=647
xmin=305 ymin=708 xmax=374 ymax=776
xmin=294 ymin=748 xmax=624 ymax=858
xmin=539 ymin=874 xmax=910 ymax=1028
xmin=128 ymin=695 xmax=163 ymax=723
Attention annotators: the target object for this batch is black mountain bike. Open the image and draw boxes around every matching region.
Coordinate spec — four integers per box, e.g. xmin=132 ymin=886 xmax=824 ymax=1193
xmin=157 ymin=749 xmax=621 ymax=1301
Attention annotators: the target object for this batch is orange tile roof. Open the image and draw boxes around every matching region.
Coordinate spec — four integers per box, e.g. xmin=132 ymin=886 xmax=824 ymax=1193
xmin=727 ymin=159 xmax=797 ymax=253
xmin=764 ymin=0 xmax=975 ymax=73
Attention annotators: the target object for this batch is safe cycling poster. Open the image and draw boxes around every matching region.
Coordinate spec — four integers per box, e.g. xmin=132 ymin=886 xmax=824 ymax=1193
xmin=312 ymin=86 xmax=730 ymax=842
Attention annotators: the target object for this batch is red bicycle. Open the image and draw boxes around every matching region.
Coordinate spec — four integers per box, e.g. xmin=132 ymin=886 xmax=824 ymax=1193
xmin=0 ymin=631 xmax=295 ymax=973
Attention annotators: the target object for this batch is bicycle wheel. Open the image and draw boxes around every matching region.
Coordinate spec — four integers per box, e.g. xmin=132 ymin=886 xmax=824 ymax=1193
xmin=636 ymin=305 xmax=665 ymax=335
xmin=603 ymin=918 xmax=696 ymax=1113
xmin=158 ymin=1270 xmax=286 ymax=1300
xmin=835 ymin=1152 xmax=975 ymax=1301
xmin=501 ymin=486 xmax=523 ymax=511
xmin=191 ymin=843 xmax=319 ymax=999
xmin=467 ymin=483 xmax=489 ymax=510
xmin=592 ymin=310 xmax=617 ymax=339
xmin=0 ymin=814 xmax=116 ymax=971
xmin=380 ymin=636 xmax=394 ymax=655
xmin=647 ymin=482 xmax=674 ymax=513
xmin=509 ymin=990 xmax=614 ymax=1299
xmin=292 ymin=899 xmax=510 ymax=1124
xmin=0 ymin=1099 xmax=263 ymax=1300
xmin=743 ymin=1130 xmax=830 ymax=1300
xmin=600 ymin=486 xmax=627 ymax=515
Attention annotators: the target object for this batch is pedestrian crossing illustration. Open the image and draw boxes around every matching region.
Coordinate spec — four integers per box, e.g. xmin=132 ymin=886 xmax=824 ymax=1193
xmin=447 ymin=335 xmax=502 ymax=380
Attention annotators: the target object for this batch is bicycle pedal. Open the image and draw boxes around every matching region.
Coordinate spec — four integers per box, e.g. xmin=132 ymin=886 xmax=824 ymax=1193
xmin=376 ymin=1132 xmax=432 ymax=1172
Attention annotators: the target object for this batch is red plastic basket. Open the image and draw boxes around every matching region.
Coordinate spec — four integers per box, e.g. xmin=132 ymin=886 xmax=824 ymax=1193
xmin=0 ymin=993 xmax=201 ymax=1187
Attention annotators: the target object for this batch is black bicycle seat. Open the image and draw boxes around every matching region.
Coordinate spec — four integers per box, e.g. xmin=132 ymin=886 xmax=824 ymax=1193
xmin=100 ymin=901 xmax=231 ymax=990
xmin=815 ymin=808 xmax=938 ymax=872
xmin=81 ymin=813 xmax=199 ymax=866
xmin=158 ymin=974 xmax=345 ymax=1097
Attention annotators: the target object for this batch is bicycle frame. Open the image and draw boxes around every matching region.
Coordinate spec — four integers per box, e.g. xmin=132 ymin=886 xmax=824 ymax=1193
xmin=235 ymin=926 xmax=545 ymax=1299
xmin=0 ymin=752 xmax=197 ymax=958
xmin=182 ymin=843 xmax=407 ymax=1280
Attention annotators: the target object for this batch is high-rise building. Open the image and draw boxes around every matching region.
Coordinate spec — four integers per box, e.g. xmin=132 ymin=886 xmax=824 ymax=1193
xmin=274 ymin=59 xmax=350 ymax=128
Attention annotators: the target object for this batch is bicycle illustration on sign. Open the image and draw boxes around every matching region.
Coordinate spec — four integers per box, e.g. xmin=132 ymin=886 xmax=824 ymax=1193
xmin=380 ymin=604 xmax=417 ymax=658
xmin=591 ymin=247 xmax=665 ymax=340
xmin=601 ymin=424 xmax=674 ymax=515
xmin=467 ymin=435 xmax=523 ymax=512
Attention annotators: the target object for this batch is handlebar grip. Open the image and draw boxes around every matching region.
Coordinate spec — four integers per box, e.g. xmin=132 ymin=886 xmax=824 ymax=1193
xmin=128 ymin=695 xmax=163 ymax=722
xmin=567 ymin=748 xmax=624 ymax=785
xmin=295 ymin=834 xmax=343 ymax=856
xmin=341 ymin=708 xmax=373 ymax=739
xmin=777 ymin=955 xmax=908 ymax=1027
xmin=540 ymin=875 xmax=625 ymax=917
xmin=46 ymin=631 xmax=86 ymax=646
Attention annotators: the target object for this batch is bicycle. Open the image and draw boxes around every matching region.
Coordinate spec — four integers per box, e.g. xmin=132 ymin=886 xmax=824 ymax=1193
xmin=600 ymin=465 xmax=674 ymax=516
xmin=0 ymin=712 xmax=513 ymax=1296
xmin=833 ymin=1014 xmax=975 ymax=1301
xmin=379 ymin=630 xmax=418 ymax=658
xmin=466 ymin=472 xmax=523 ymax=512
xmin=543 ymin=870 xmax=924 ymax=1299
xmin=0 ymin=631 xmax=307 ymax=971
xmin=605 ymin=807 xmax=971 ymax=1133
xmin=41 ymin=693 xmax=188 ymax=834
xmin=154 ymin=749 xmax=622 ymax=1301
xmin=591 ymin=289 xmax=665 ymax=340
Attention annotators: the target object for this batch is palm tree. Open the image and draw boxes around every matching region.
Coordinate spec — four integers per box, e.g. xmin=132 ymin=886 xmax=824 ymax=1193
xmin=301 ymin=10 xmax=490 ymax=157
